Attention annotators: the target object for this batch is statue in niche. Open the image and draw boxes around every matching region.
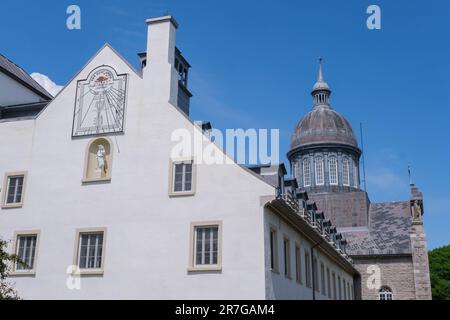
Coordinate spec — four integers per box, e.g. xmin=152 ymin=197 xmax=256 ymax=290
xmin=95 ymin=145 xmax=107 ymax=177
xmin=412 ymin=200 xmax=422 ymax=221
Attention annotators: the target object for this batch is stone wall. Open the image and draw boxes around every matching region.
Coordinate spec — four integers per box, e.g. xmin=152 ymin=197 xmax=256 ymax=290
xmin=410 ymin=223 xmax=432 ymax=300
xmin=353 ymin=256 xmax=416 ymax=300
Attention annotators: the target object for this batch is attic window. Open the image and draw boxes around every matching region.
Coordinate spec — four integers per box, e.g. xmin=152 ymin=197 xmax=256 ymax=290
xmin=175 ymin=58 xmax=188 ymax=87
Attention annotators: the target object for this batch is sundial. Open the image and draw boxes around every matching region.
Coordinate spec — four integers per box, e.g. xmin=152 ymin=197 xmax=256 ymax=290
xmin=72 ymin=66 xmax=127 ymax=137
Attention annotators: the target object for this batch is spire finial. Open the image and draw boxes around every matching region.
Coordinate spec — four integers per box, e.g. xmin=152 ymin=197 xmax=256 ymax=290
xmin=318 ymin=57 xmax=324 ymax=81
xmin=312 ymin=57 xmax=331 ymax=108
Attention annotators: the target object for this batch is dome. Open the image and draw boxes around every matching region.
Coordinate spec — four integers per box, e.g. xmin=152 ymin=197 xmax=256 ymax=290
xmin=290 ymin=59 xmax=359 ymax=151
xmin=291 ymin=106 xmax=358 ymax=149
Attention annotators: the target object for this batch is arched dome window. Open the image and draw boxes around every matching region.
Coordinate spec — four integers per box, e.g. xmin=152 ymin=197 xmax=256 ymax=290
xmin=342 ymin=158 xmax=350 ymax=186
xmin=315 ymin=157 xmax=324 ymax=186
xmin=328 ymin=156 xmax=338 ymax=185
xmin=379 ymin=287 xmax=393 ymax=300
xmin=353 ymin=162 xmax=359 ymax=188
xmin=302 ymin=158 xmax=311 ymax=187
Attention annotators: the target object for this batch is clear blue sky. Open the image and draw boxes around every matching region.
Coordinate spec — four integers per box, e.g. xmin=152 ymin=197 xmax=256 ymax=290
xmin=1 ymin=0 xmax=449 ymax=249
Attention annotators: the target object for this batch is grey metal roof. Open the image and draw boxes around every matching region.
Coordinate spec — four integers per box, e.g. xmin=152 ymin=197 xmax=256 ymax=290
xmin=0 ymin=53 xmax=52 ymax=100
xmin=342 ymin=201 xmax=413 ymax=256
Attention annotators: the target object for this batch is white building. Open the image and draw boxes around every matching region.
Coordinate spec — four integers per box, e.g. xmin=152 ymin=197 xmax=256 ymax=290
xmin=0 ymin=16 xmax=358 ymax=300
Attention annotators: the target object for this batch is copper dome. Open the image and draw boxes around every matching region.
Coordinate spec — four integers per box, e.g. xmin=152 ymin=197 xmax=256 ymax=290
xmin=291 ymin=105 xmax=358 ymax=150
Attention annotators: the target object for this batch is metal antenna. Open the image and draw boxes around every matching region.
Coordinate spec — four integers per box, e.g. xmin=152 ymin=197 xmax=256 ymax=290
xmin=360 ymin=123 xmax=367 ymax=191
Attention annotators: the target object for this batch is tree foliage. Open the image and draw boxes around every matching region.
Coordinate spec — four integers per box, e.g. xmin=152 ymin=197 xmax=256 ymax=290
xmin=0 ymin=237 xmax=19 ymax=300
xmin=429 ymin=245 xmax=450 ymax=300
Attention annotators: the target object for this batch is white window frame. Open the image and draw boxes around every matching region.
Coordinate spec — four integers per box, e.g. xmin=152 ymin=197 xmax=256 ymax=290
xmin=320 ymin=262 xmax=326 ymax=295
xmin=315 ymin=157 xmax=324 ymax=186
xmin=332 ymin=272 xmax=337 ymax=299
xmin=269 ymin=226 xmax=279 ymax=273
xmin=328 ymin=156 xmax=338 ymax=185
xmin=11 ymin=230 xmax=40 ymax=276
xmin=73 ymin=228 xmax=107 ymax=275
xmin=283 ymin=236 xmax=291 ymax=279
xmin=169 ymin=158 xmax=196 ymax=196
xmin=327 ymin=267 xmax=332 ymax=299
xmin=342 ymin=158 xmax=350 ymax=186
xmin=295 ymin=243 xmax=302 ymax=284
xmin=305 ymin=252 xmax=311 ymax=288
xmin=302 ymin=158 xmax=311 ymax=187
xmin=188 ymin=221 xmax=222 ymax=272
xmin=2 ymin=172 xmax=28 ymax=209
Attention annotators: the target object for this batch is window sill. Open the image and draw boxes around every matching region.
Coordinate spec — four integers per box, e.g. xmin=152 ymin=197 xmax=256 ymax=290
xmin=1 ymin=203 xmax=23 ymax=209
xmin=82 ymin=177 xmax=111 ymax=184
xmin=187 ymin=266 xmax=222 ymax=273
xmin=169 ymin=191 xmax=196 ymax=198
xmin=10 ymin=270 xmax=35 ymax=277
xmin=75 ymin=269 xmax=104 ymax=276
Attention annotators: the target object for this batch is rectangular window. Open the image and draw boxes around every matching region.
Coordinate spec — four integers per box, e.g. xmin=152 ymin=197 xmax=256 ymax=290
xmin=170 ymin=159 xmax=195 ymax=196
xmin=320 ymin=263 xmax=326 ymax=295
xmin=283 ymin=237 xmax=291 ymax=279
xmin=190 ymin=222 xmax=222 ymax=271
xmin=270 ymin=228 xmax=279 ymax=272
xmin=332 ymin=272 xmax=337 ymax=299
xmin=305 ymin=252 xmax=311 ymax=288
xmin=314 ymin=258 xmax=319 ymax=292
xmin=78 ymin=232 xmax=104 ymax=270
xmin=347 ymin=282 xmax=351 ymax=300
xmin=14 ymin=233 xmax=39 ymax=273
xmin=2 ymin=172 xmax=27 ymax=208
xmin=195 ymin=226 xmax=219 ymax=266
xmin=327 ymin=268 xmax=332 ymax=299
xmin=343 ymin=279 xmax=347 ymax=300
xmin=295 ymin=245 xmax=302 ymax=284
xmin=74 ymin=228 xmax=107 ymax=274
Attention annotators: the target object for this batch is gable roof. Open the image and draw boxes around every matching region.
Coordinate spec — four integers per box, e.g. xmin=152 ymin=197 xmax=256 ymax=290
xmin=342 ymin=201 xmax=413 ymax=256
xmin=0 ymin=53 xmax=53 ymax=100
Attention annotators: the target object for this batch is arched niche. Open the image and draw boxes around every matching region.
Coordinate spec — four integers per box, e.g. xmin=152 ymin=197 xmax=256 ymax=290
xmin=83 ymin=137 xmax=113 ymax=183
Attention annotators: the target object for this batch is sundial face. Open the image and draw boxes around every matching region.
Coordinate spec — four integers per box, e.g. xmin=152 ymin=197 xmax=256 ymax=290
xmin=72 ymin=66 xmax=128 ymax=137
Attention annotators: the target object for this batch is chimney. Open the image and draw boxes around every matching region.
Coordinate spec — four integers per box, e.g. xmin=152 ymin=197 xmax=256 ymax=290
xmin=144 ymin=16 xmax=179 ymax=106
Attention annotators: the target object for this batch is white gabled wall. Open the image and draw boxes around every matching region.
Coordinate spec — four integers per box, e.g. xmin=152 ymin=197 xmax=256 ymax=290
xmin=0 ymin=18 xmax=275 ymax=299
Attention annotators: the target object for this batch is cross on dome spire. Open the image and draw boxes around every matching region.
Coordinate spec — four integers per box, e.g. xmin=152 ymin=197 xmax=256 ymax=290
xmin=312 ymin=58 xmax=331 ymax=108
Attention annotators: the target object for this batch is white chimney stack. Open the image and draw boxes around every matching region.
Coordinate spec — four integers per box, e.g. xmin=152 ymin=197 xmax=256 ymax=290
xmin=144 ymin=16 xmax=179 ymax=106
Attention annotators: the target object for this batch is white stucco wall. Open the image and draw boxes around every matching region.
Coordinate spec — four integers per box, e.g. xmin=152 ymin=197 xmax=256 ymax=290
xmin=0 ymin=20 xmax=275 ymax=299
xmin=0 ymin=72 xmax=45 ymax=106
xmin=264 ymin=208 xmax=355 ymax=300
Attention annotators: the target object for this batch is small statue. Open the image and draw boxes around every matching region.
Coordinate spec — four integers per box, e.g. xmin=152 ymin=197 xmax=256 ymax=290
xmin=412 ymin=200 xmax=422 ymax=221
xmin=96 ymin=145 xmax=106 ymax=175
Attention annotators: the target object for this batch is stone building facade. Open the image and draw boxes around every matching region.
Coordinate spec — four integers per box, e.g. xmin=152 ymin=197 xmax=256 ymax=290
xmin=288 ymin=61 xmax=432 ymax=300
